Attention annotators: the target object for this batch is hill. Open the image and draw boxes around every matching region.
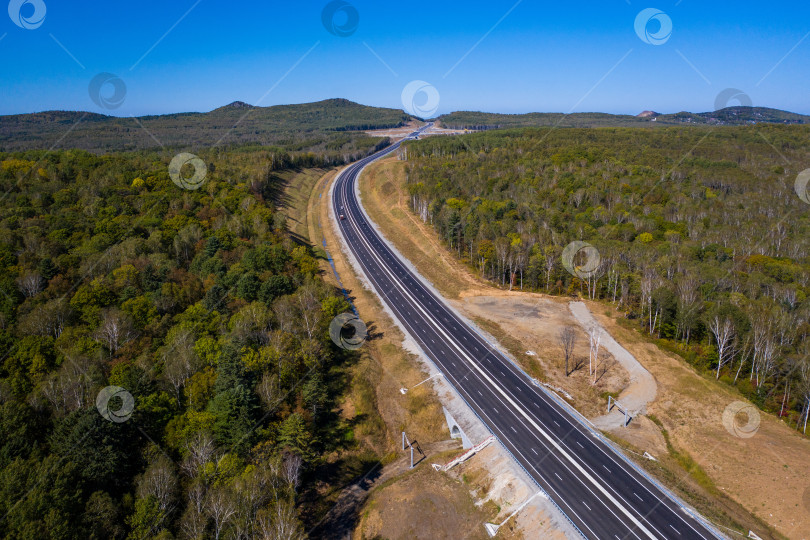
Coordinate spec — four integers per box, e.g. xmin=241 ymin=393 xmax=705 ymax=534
xmin=0 ymin=98 xmax=412 ymax=154
xmin=437 ymin=106 xmax=810 ymax=130
xmin=655 ymin=106 xmax=810 ymax=125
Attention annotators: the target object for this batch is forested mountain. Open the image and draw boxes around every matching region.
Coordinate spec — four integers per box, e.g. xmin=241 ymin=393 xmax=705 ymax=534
xmin=0 ymin=98 xmax=411 ymax=155
xmin=404 ymin=125 xmax=810 ymax=426
xmin=438 ymin=106 xmax=810 ymax=130
xmin=0 ymin=146 xmax=367 ymax=538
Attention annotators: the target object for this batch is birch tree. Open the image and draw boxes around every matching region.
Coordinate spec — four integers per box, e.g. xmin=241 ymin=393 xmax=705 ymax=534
xmin=708 ymin=316 xmax=736 ymax=379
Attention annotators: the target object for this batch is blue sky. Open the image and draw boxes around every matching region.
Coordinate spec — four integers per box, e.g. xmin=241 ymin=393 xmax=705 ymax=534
xmin=2 ymin=1 xmax=809 ymax=116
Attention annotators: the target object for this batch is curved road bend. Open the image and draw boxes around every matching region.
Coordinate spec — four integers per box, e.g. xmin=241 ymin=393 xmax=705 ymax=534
xmin=331 ymin=125 xmax=721 ymax=540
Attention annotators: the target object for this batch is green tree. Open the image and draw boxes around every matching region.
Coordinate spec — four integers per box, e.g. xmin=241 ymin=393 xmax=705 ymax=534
xmin=277 ymin=413 xmax=315 ymax=461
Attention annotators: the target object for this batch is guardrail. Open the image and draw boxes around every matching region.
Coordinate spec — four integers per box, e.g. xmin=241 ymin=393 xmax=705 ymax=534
xmin=432 ymin=436 xmax=495 ymax=472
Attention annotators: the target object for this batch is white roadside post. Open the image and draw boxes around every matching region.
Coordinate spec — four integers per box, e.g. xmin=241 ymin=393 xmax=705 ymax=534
xmin=400 ymin=372 xmax=443 ymax=394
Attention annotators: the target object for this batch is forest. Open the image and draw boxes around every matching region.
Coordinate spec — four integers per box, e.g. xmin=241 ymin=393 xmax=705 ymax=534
xmin=0 ymin=98 xmax=409 ymax=155
xmin=0 ymin=143 xmax=375 ymax=538
xmin=404 ymin=125 xmax=810 ymax=428
xmin=437 ymin=106 xmax=810 ymax=131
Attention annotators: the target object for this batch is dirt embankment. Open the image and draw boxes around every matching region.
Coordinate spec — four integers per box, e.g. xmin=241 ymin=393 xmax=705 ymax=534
xmin=357 ymin=155 xmax=810 ymax=539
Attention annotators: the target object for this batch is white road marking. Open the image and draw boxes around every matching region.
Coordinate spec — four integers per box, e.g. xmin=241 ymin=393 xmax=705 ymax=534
xmin=669 ymin=525 xmax=681 ymax=535
xmin=634 ymin=492 xmax=643 ymax=502
xmin=531 ymin=448 xmax=538 ymax=455
xmin=582 ymin=501 xmax=592 ymax=511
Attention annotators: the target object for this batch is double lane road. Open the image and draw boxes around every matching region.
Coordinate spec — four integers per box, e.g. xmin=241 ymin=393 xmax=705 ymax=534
xmin=331 ymin=125 xmax=720 ymax=540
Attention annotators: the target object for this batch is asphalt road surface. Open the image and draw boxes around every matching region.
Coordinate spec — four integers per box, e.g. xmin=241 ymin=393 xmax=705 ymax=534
xmin=332 ymin=125 xmax=721 ymax=540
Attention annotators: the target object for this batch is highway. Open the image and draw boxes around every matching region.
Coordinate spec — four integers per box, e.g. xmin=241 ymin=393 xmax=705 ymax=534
xmin=331 ymin=124 xmax=721 ymax=540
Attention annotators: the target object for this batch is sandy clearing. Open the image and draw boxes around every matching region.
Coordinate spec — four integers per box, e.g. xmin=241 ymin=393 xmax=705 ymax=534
xmin=364 ymin=121 xmax=475 ymax=141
